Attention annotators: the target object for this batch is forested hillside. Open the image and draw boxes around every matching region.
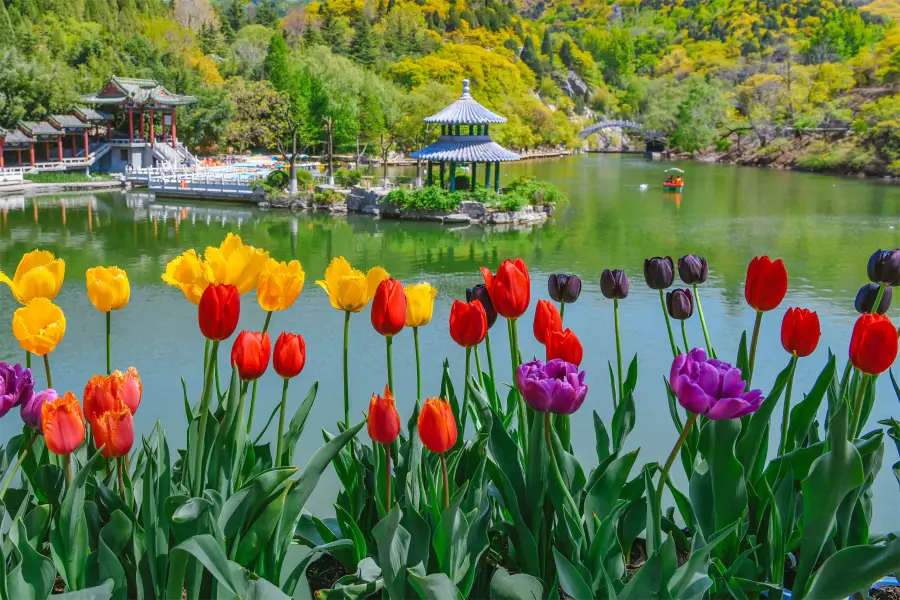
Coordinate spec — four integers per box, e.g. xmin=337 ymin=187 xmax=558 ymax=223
xmin=3 ymin=0 xmax=900 ymax=174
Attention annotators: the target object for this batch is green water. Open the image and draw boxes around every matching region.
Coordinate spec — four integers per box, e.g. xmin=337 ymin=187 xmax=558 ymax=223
xmin=1 ymin=154 xmax=899 ymax=530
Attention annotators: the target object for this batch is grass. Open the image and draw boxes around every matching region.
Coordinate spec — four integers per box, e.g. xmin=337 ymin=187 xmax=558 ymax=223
xmin=24 ymin=172 xmax=115 ymax=184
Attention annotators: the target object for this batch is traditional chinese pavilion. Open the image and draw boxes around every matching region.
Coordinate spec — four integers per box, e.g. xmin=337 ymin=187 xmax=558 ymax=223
xmin=411 ymin=79 xmax=519 ymax=192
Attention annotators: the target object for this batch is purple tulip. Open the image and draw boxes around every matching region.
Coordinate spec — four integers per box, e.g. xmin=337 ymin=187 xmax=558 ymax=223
xmin=21 ymin=389 xmax=58 ymax=431
xmin=867 ymin=249 xmax=900 ymax=286
xmin=600 ymin=269 xmax=629 ymax=299
xmin=0 ymin=362 xmax=35 ymax=418
xmin=644 ymin=257 xmax=675 ymax=290
xmin=666 ymin=288 xmax=694 ymax=320
xmin=466 ymin=283 xmax=498 ymax=329
xmin=678 ymin=255 xmax=708 ymax=285
xmin=516 ymin=359 xmax=588 ymax=415
xmin=670 ymin=349 xmax=763 ymax=420
xmin=548 ymin=274 xmax=582 ymax=304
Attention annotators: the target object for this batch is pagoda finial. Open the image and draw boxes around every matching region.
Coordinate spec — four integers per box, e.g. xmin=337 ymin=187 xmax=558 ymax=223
xmin=461 ymin=79 xmax=470 ymax=97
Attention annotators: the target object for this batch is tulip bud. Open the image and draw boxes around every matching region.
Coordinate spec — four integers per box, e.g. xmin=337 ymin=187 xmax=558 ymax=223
xmin=231 ymin=331 xmax=271 ymax=381
xmin=546 ymin=328 xmax=584 ymax=367
xmin=449 ymin=300 xmax=488 ymax=348
xmin=0 ymin=362 xmax=34 ymax=418
xmin=22 ymin=388 xmax=57 ymax=431
xmin=600 ymin=269 xmax=629 ymax=299
xmin=745 ymin=256 xmax=788 ymax=312
xmin=368 ymin=385 xmax=401 ymax=445
xmin=466 ymin=284 xmax=498 ymax=329
xmin=533 ymin=299 xmax=562 ymax=345
xmin=480 ymin=259 xmax=530 ymax=319
xmin=643 ymin=257 xmax=675 ymax=290
xmin=198 ymin=284 xmax=240 ymax=341
xmin=781 ymin=307 xmax=821 ymax=358
xmin=666 ymin=288 xmax=694 ymax=320
xmin=274 ymin=332 xmax=306 ymax=379
xmin=92 ymin=403 xmax=135 ymax=459
xmin=548 ymin=274 xmax=582 ymax=304
xmin=867 ymin=249 xmax=900 ymax=286
xmin=855 ymin=283 xmax=892 ymax=315
xmin=41 ymin=392 xmax=85 ymax=455
xmin=677 ymin=255 xmax=708 ymax=285
xmin=850 ymin=313 xmax=898 ymax=375
xmin=371 ymin=278 xmax=406 ymax=337
xmin=418 ymin=397 xmax=457 ymax=453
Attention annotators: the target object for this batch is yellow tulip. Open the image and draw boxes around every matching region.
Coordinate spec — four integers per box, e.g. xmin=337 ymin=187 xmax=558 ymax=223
xmin=257 ymin=258 xmax=305 ymax=312
xmin=162 ymin=249 xmax=211 ymax=305
xmin=404 ymin=282 xmax=438 ymax=327
xmin=315 ymin=256 xmax=389 ymax=312
xmin=204 ymin=233 xmax=269 ymax=294
xmin=86 ymin=266 xmax=130 ymax=312
xmin=0 ymin=250 xmax=65 ymax=304
xmin=12 ymin=298 xmax=66 ymax=356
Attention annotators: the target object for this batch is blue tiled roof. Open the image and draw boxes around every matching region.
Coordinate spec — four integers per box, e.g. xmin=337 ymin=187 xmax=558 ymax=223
xmin=410 ymin=136 xmax=519 ymax=162
xmin=424 ymin=79 xmax=507 ymax=125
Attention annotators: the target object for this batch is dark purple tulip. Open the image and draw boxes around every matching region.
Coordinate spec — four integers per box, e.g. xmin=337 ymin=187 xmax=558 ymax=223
xmin=600 ymin=269 xmax=629 ymax=299
xmin=678 ymin=255 xmax=708 ymax=285
xmin=0 ymin=363 xmax=34 ymax=418
xmin=670 ymin=349 xmax=763 ymax=419
xmin=666 ymin=288 xmax=694 ymax=320
xmin=548 ymin=274 xmax=582 ymax=304
xmin=855 ymin=283 xmax=892 ymax=315
xmin=867 ymin=249 xmax=900 ymax=285
xmin=21 ymin=389 xmax=58 ymax=431
xmin=516 ymin=359 xmax=588 ymax=415
xmin=466 ymin=283 xmax=498 ymax=329
xmin=644 ymin=256 xmax=675 ymax=290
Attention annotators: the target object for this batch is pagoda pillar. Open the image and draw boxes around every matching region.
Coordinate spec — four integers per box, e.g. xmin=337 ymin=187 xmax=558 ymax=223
xmin=56 ymin=138 xmax=63 ymax=161
xmin=439 ymin=162 xmax=445 ymax=187
xmin=108 ymin=120 xmax=113 ymax=140
xmin=128 ymin=108 xmax=134 ymax=142
xmin=17 ymin=150 xmax=22 ymax=165
xmin=84 ymin=131 xmax=90 ymax=155
xmin=149 ymin=108 xmax=155 ymax=149
xmin=0 ymin=138 xmax=5 ymax=169
xmin=449 ymin=162 xmax=457 ymax=191
xmin=29 ymin=144 xmax=35 ymax=165
xmin=45 ymin=142 xmax=50 ymax=162
xmin=140 ymin=111 xmax=145 ymax=140
xmin=171 ymin=108 xmax=177 ymax=148
xmin=485 ymin=161 xmax=491 ymax=188
xmin=493 ymin=162 xmax=500 ymax=193
xmin=71 ymin=134 xmax=77 ymax=158
xmin=427 ymin=161 xmax=433 ymax=186
xmin=471 ymin=163 xmax=476 ymax=191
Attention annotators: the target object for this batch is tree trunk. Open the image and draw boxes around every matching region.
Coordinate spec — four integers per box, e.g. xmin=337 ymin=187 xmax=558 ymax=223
xmin=327 ymin=120 xmax=335 ymax=186
xmin=416 ymin=159 xmax=423 ymax=188
xmin=355 ymin=131 xmax=361 ymax=170
xmin=289 ymin=133 xmax=298 ymax=195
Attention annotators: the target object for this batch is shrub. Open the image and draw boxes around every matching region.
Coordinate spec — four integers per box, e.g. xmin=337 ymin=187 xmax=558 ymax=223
xmin=266 ymin=169 xmax=290 ymax=191
xmin=334 ymin=168 xmax=364 ymax=188
xmin=296 ymin=168 xmax=314 ymax=186
xmin=503 ymin=175 xmax=568 ymax=206
xmin=454 ymin=173 xmax=471 ymax=190
xmin=313 ymin=189 xmax=344 ymax=205
xmin=385 ymin=185 xmax=464 ymax=211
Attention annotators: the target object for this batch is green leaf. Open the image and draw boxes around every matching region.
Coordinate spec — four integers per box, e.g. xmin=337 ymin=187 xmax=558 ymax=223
xmin=407 ymin=569 xmax=458 ymax=600
xmin=611 ymin=388 xmax=636 ymax=452
xmin=54 ymin=579 xmax=115 ymax=599
xmin=553 ymin=548 xmax=593 ymax=600
xmin=219 ymin=466 xmax=297 ymax=542
xmin=667 ymin=519 xmax=739 ymax=600
xmin=489 ymin=567 xmax=543 ymax=600
xmin=484 ymin=459 xmax=540 ymax=577
xmin=736 ymin=357 xmax=793 ymax=482
xmin=735 ymin=331 xmax=749 ymax=381
xmin=593 ymin=411 xmax=611 ymax=463
xmin=7 ymin=518 xmax=56 ymax=600
xmin=372 ymin=506 xmax=412 ymax=600
xmin=234 ymin=481 xmax=292 ymax=566
xmin=96 ymin=510 xmax=133 ymax=600
xmin=433 ymin=502 xmax=469 ymax=584
xmin=584 ymin=449 xmax=639 ymax=539
xmin=280 ymin=381 xmax=318 ymax=466
xmin=174 ymin=534 xmax=240 ymax=596
xmin=32 ymin=464 xmax=65 ymax=505
xmin=644 ymin=468 xmax=662 ymax=557
xmin=694 ymin=419 xmax=745 ymax=558
xmin=334 ymin=503 xmax=366 ymax=566
xmin=280 ymin=540 xmax=354 ymax=596
xmin=792 ymin=401 xmax=865 ymax=599
xmin=805 ymin=534 xmax=900 ymax=599
xmin=22 ymin=504 xmax=51 ymax=548
xmin=786 ymin=356 xmax=835 ymax=452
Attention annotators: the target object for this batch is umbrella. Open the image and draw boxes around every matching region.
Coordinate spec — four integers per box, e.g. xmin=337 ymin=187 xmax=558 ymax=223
xmin=664 ymin=168 xmax=685 ymax=174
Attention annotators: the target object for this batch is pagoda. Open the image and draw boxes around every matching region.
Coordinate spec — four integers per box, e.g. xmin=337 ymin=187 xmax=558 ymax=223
xmin=411 ymin=79 xmax=519 ymax=193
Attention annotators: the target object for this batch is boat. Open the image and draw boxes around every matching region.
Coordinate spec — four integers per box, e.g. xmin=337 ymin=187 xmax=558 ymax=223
xmin=663 ymin=167 xmax=684 ymax=191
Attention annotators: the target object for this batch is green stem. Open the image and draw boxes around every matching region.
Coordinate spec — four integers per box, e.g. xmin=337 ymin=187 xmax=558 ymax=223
xmin=849 ymin=372 xmax=871 ymax=441
xmin=43 ymin=354 xmax=52 ymax=388
xmin=192 ymin=340 xmax=220 ymax=496
xmin=485 ymin=331 xmax=497 ymax=393
xmin=778 ymin=354 xmax=799 ymax=455
xmin=215 ymin=343 xmax=222 ymax=399
xmin=203 ymin=338 xmax=210 ymax=379
xmin=693 ymin=284 xmax=713 ymax=355
xmin=659 ymin=290 xmax=678 ymax=358
xmin=262 ymin=310 xmax=272 ymax=333
xmin=544 ymin=412 xmax=579 ymax=518
xmin=440 ymin=452 xmax=449 ymax=509
xmin=275 ymin=378 xmax=290 ymax=467
xmin=246 ymin=311 xmax=273 ymax=433
xmin=871 ymin=283 xmax=887 ymax=314
xmin=559 ymin=301 xmax=565 ymax=325
xmin=165 ymin=551 xmax=189 ymax=600
xmin=508 ymin=318 xmax=528 ymax=457
xmin=655 ymin=412 xmax=698 ymax=510
xmin=65 ymin=454 xmax=71 ymax=486
xmin=117 ymin=456 xmax=125 ymax=500
xmin=386 ymin=335 xmax=394 ymax=394
xmin=748 ymin=311 xmax=763 ymax=385
xmin=343 ymin=311 xmax=351 ymax=429
xmin=106 ymin=311 xmax=111 ymax=375
xmin=25 ymin=351 xmax=31 ymax=370
xmin=614 ymin=298 xmax=623 ymax=407
xmin=0 ymin=431 xmax=37 ymax=499
xmin=384 ymin=442 xmax=392 ymax=509
xmin=474 ymin=343 xmax=486 ymax=390
xmin=463 ymin=346 xmax=472 ymax=429
xmin=681 ymin=319 xmax=690 ymax=354
xmin=414 ymin=327 xmax=422 ymax=406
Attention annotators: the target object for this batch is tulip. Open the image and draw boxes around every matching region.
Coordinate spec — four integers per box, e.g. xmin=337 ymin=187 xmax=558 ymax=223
xmin=534 ymin=299 xmax=562 ymax=345
xmin=198 ymin=283 xmax=240 ymax=341
xmin=548 ymin=273 xmax=582 ymax=320
xmin=86 ymin=266 xmax=130 ymax=312
xmin=0 ymin=362 xmax=34 ymax=418
xmin=516 ymin=359 xmax=588 ymax=415
xmin=162 ymin=249 xmax=211 ymax=304
xmin=781 ymin=308 xmax=820 ymax=358
xmin=83 ymin=368 xmax=142 ymax=424
xmin=466 ymin=283 xmax=498 ymax=329
xmin=600 ymin=269 xmax=629 ymax=299
xmin=849 ymin=313 xmax=899 ymax=438
xmin=21 ymin=388 xmax=57 ymax=431
xmin=405 ymin=282 xmax=437 ymax=327
xmin=92 ymin=403 xmax=135 ymax=459
xmin=231 ymin=331 xmax=271 ymax=381
xmin=677 ymin=255 xmax=708 ymax=285
xmin=744 ymin=256 xmax=788 ymax=312
xmin=867 ymin=249 xmax=900 ymax=286
xmin=41 ymin=391 xmax=85 ymax=456
xmin=0 ymin=250 xmax=65 ymax=304
xmin=666 ymin=288 xmax=694 ymax=320
xmin=481 ymin=259 xmax=530 ymax=320
xmin=855 ymin=283 xmax=892 ymax=315
xmin=643 ymin=257 xmax=674 ymax=290
xmin=372 ymin=278 xmax=406 ymax=337
xmin=368 ymin=384 xmax=401 ymax=508
xmin=316 ymin=256 xmax=389 ymax=313
xmin=418 ymin=397 xmax=457 ymax=507
xmin=546 ymin=328 xmax=584 ymax=367
xmin=257 ymin=258 xmax=305 ymax=312
xmin=12 ymin=298 xmax=66 ymax=356
xmin=273 ymin=332 xmax=306 ymax=379
xmin=204 ymin=233 xmax=269 ymax=294
xmin=449 ymin=300 xmax=488 ymax=348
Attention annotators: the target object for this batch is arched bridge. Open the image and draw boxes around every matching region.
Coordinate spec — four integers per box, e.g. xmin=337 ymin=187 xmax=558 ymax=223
xmin=578 ymin=120 xmax=644 ymax=139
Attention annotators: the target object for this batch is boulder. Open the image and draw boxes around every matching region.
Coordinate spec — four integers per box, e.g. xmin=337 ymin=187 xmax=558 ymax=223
xmin=459 ymin=201 xmax=486 ymax=219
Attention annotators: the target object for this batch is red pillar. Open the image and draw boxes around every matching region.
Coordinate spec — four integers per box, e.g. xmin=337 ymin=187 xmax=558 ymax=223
xmin=84 ymin=131 xmax=89 ymax=155
xmin=0 ymin=138 xmax=5 ymax=169
xmin=128 ymin=108 xmax=134 ymax=142
xmin=71 ymin=135 xmax=77 ymax=158
xmin=45 ymin=141 xmax=50 ymax=161
xmin=140 ymin=111 xmax=145 ymax=140
xmin=161 ymin=113 xmax=166 ymax=140
xmin=171 ymin=108 xmax=177 ymax=148
xmin=149 ymin=108 xmax=155 ymax=149
xmin=17 ymin=150 xmax=22 ymax=165
xmin=107 ymin=120 xmax=113 ymax=140
xmin=29 ymin=144 xmax=35 ymax=165
xmin=57 ymin=137 xmax=63 ymax=161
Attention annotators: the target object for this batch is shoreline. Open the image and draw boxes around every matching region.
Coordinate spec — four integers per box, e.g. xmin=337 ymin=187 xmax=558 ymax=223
xmin=0 ymin=180 xmax=125 ymax=197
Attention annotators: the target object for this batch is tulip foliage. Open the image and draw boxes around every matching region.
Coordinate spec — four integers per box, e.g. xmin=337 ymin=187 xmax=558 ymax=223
xmin=2 ymin=240 xmax=900 ymax=600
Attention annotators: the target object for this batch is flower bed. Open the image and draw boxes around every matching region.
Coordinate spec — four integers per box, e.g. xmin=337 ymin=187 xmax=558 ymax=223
xmin=0 ymin=240 xmax=899 ymax=599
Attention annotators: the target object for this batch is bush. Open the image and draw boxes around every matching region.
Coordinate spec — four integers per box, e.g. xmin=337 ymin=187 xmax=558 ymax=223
xmin=503 ymin=176 xmax=568 ymax=206
xmin=266 ymin=169 xmax=290 ymax=191
xmin=296 ymin=169 xmax=314 ymax=186
xmin=334 ymin=168 xmax=364 ymax=188
xmin=313 ymin=189 xmax=344 ymax=205
xmin=385 ymin=185 xmax=464 ymax=211
xmin=454 ymin=173 xmax=471 ymax=190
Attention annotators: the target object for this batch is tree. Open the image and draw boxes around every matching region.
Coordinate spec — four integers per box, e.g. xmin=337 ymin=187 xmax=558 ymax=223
xmin=320 ymin=4 xmax=344 ymax=53
xmin=559 ymin=39 xmax=573 ymax=68
xmin=349 ymin=14 xmax=376 ymax=67
xmin=0 ymin=0 xmax=14 ymax=41
xmin=224 ymin=0 xmax=244 ymax=32
xmin=540 ymin=27 xmax=552 ymax=55
xmin=180 ymin=85 xmax=234 ymax=150
xmin=375 ymin=88 xmax=403 ymax=187
xmin=264 ymin=32 xmax=289 ymax=90
xmin=382 ymin=5 xmax=432 ymax=59
xmin=520 ymin=35 xmax=540 ymax=73
xmin=445 ymin=0 xmax=460 ymax=32
xmin=224 ymin=78 xmax=286 ymax=152
xmin=255 ymin=0 xmax=278 ymax=27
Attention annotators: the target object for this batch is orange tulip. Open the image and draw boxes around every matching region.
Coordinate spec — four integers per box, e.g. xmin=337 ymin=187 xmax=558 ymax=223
xmin=41 ymin=391 xmax=85 ymax=455
xmin=83 ymin=368 xmax=142 ymax=424
xmin=367 ymin=385 xmax=401 ymax=445
xmin=534 ymin=299 xmax=562 ymax=345
xmin=91 ymin=403 xmax=135 ymax=459
xmin=418 ymin=397 xmax=457 ymax=454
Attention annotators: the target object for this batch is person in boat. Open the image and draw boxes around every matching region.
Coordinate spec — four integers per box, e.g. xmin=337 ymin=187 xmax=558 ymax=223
xmin=674 ymin=177 xmax=683 ymax=186
xmin=665 ymin=175 xmax=675 ymax=184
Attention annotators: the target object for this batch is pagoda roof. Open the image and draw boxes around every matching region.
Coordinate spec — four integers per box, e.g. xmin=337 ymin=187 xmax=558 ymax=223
xmin=47 ymin=114 xmax=90 ymax=129
xmin=73 ymin=107 xmax=113 ymax=122
xmin=410 ymin=135 xmax=519 ymax=162
xmin=18 ymin=121 xmax=64 ymax=136
xmin=424 ymin=79 xmax=506 ymax=125
xmin=81 ymin=76 xmax=196 ymax=107
xmin=2 ymin=128 xmax=34 ymax=145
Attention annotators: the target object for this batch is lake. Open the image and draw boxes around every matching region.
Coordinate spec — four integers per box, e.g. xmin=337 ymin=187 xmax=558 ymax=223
xmin=1 ymin=154 xmax=899 ymax=531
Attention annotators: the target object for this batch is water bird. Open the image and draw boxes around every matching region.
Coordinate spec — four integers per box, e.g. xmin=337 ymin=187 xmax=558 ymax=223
xmin=639 ymin=184 xmax=648 ymax=191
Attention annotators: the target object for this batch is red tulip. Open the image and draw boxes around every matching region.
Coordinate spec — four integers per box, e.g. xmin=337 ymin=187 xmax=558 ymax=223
xmin=745 ymin=256 xmax=788 ymax=312
xmin=41 ymin=392 xmax=85 ymax=455
xmin=481 ymin=258 xmax=530 ymax=320
xmin=91 ymin=403 xmax=134 ymax=459
xmin=274 ymin=332 xmax=306 ymax=379
xmin=546 ymin=328 xmax=584 ymax=367
xmin=231 ymin=331 xmax=271 ymax=381
xmin=781 ymin=308 xmax=821 ymax=358
xmin=83 ymin=368 xmax=142 ymax=424
xmin=534 ymin=299 xmax=562 ymax=345
xmin=367 ymin=385 xmax=401 ymax=445
xmin=371 ymin=278 xmax=406 ymax=337
xmin=449 ymin=300 xmax=488 ymax=348
xmin=199 ymin=283 xmax=240 ymax=341
xmin=418 ymin=397 xmax=457 ymax=453
xmin=850 ymin=313 xmax=898 ymax=375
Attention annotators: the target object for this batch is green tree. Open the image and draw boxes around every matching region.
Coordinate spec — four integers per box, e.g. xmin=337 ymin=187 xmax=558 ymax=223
xmin=0 ymin=0 xmax=14 ymax=41
xmin=520 ymin=35 xmax=540 ymax=73
xmin=541 ymin=27 xmax=552 ymax=55
xmin=445 ymin=0 xmax=460 ymax=32
xmin=382 ymin=5 xmax=432 ymax=59
xmin=224 ymin=0 xmax=244 ymax=33
xmin=181 ymin=85 xmax=234 ymax=149
xmin=255 ymin=0 xmax=278 ymax=27
xmin=320 ymin=3 xmax=344 ymax=53
xmin=559 ymin=39 xmax=573 ymax=67
xmin=265 ymin=32 xmax=290 ymax=90
xmin=349 ymin=14 xmax=376 ymax=67
xmin=671 ymin=80 xmax=729 ymax=152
